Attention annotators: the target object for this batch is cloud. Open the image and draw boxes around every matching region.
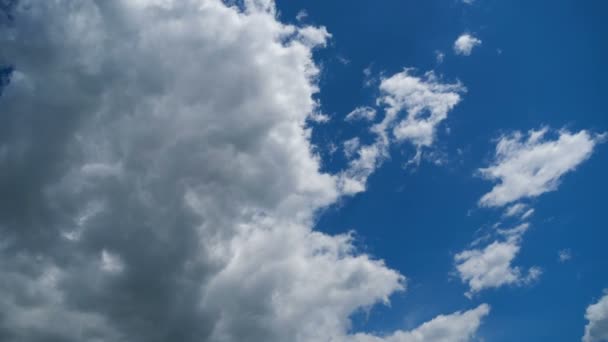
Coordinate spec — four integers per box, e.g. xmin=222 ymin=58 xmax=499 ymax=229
xmin=338 ymin=70 xmax=465 ymax=193
xmin=457 ymin=127 xmax=603 ymax=296
xmin=353 ymin=304 xmax=490 ymax=342
xmin=0 ymin=1 xmax=486 ymax=341
xmin=309 ymin=111 xmax=331 ymax=123
xmin=455 ymin=224 xmax=541 ymax=296
xmin=344 ymin=137 xmax=361 ymax=158
xmin=503 ymin=203 xmax=535 ymax=220
xmin=521 ymin=208 xmax=535 ymax=219
xmin=454 ymin=34 xmax=482 ymax=56
xmin=558 ymin=249 xmax=572 ymax=263
xmin=298 ymin=25 xmax=331 ymax=47
xmin=584 ymin=292 xmax=608 ymax=342
xmin=346 ymin=106 xmax=377 ymax=122
xmin=296 ymin=9 xmax=308 ymax=21
xmin=503 ymin=203 xmax=527 ymax=217
xmin=339 ymin=142 xmax=386 ymax=195
xmin=100 ymin=249 xmax=125 ymax=273
xmin=435 ymin=50 xmax=445 ymax=64
xmin=479 ymin=128 xmax=604 ymax=207
xmin=378 ymin=70 xmax=465 ymax=148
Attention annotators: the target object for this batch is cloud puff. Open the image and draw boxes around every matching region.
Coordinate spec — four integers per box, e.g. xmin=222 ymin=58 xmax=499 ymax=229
xmin=454 ymin=34 xmax=482 ymax=56
xmin=353 ymin=304 xmax=490 ymax=342
xmin=0 ymin=1 xmax=487 ymax=341
xmin=584 ymin=292 xmax=608 ymax=342
xmin=455 ymin=224 xmax=541 ymax=296
xmin=338 ymin=70 xmax=465 ymax=194
xmin=457 ymin=127 xmax=603 ymax=296
xmin=479 ymin=128 xmax=604 ymax=207
xmin=298 ymin=25 xmax=331 ymax=47
xmin=339 ymin=142 xmax=386 ymax=195
xmin=378 ymin=70 xmax=465 ymax=148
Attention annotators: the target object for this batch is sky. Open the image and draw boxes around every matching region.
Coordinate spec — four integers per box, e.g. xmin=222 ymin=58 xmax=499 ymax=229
xmin=0 ymin=1 xmax=607 ymax=342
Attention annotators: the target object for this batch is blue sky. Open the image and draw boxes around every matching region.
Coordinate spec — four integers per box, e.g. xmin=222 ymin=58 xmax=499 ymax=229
xmin=276 ymin=0 xmax=608 ymax=341
xmin=0 ymin=1 xmax=607 ymax=341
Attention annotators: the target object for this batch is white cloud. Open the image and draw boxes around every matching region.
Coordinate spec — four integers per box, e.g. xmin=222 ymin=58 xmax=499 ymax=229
xmin=346 ymin=106 xmax=377 ymax=122
xmin=309 ymin=111 xmax=331 ymax=123
xmin=298 ymin=25 xmax=331 ymax=47
xmin=339 ymin=142 xmax=386 ymax=195
xmin=454 ymin=34 xmax=482 ymax=56
xmin=558 ymin=249 xmax=572 ymax=263
xmin=353 ymin=304 xmax=490 ymax=342
xmin=455 ymin=224 xmax=541 ymax=296
xmin=521 ymin=208 xmax=535 ymax=219
xmin=204 ymin=222 xmax=406 ymax=342
xmin=584 ymin=292 xmax=608 ymax=342
xmin=503 ymin=203 xmax=527 ymax=217
xmin=378 ymin=70 xmax=465 ymax=148
xmin=344 ymin=137 xmax=361 ymax=158
xmin=503 ymin=203 xmax=535 ymax=220
xmin=296 ymin=9 xmax=308 ymax=21
xmin=0 ymin=1 xmax=486 ymax=341
xmin=338 ymin=70 xmax=465 ymax=193
xmin=457 ymin=127 xmax=603 ymax=296
xmin=479 ymin=128 xmax=604 ymax=207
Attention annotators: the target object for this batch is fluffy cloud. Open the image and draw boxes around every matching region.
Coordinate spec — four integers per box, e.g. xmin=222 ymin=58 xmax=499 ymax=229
xmin=298 ymin=25 xmax=331 ymax=47
xmin=457 ymin=127 xmax=603 ymax=296
xmin=479 ymin=128 xmax=604 ymax=207
xmin=453 ymin=34 xmax=482 ymax=56
xmin=455 ymin=224 xmax=541 ymax=296
xmin=378 ymin=70 xmax=465 ymax=148
xmin=338 ymin=70 xmax=465 ymax=193
xmin=584 ymin=292 xmax=608 ymax=342
xmin=0 ymin=1 xmax=487 ymax=341
xmin=339 ymin=141 xmax=386 ymax=195
xmin=353 ymin=304 xmax=490 ymax=342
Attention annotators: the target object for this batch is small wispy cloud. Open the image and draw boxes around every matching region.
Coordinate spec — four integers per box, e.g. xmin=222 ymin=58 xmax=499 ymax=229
xmin=558 ymin=249 xmax=572 ymax=263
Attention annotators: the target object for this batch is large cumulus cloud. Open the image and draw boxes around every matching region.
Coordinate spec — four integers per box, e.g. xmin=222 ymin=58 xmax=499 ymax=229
xmin=584 ymin=292 xmax=608 ymax=342
xmin=0 ymin=1 xmax=487 ymax=341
